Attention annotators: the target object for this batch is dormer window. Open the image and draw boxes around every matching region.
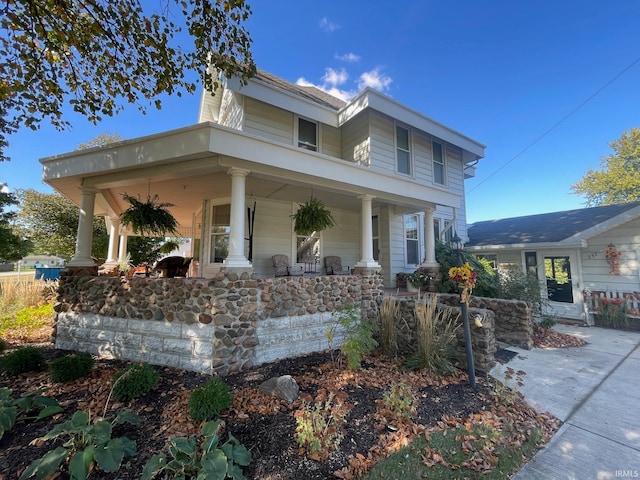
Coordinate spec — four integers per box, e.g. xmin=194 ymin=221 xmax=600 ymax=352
xmin=298 ymin=118 xmax=318 ymax=151
xmin=396 ymin=125 xmax=411 ymax=175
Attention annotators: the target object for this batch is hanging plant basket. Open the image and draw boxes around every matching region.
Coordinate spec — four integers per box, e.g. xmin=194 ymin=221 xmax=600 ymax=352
xmin=291 ymin=197 xmax=336 ymax=235
xmin=120 ymin=193 xmax=180 ymax=237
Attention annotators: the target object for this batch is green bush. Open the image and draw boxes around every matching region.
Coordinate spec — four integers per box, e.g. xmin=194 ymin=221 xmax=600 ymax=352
xmin=49 ymin=352 xmax=94 ymax=383
xmin=329 ymin=304 xmax=378 ymax=369
xmin=0 ymin=347 xmax=46 ymax=375
xmin=0 ymin=338 xmax=7 ymax=354
xmin=539 ymin=315 xmax=557 ymax=330
xmin=188 ymin=377 xmax=233 ymax=422
xmin=436 ymin=241 xmax=499 ymax=298
xmin=498 ymin=267 xmax=543 ymax=314
xmin=111 ymin=363 xmax=159 ymax=402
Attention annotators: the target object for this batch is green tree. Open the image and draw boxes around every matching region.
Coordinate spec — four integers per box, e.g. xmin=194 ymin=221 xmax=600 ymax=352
xmin=0 ymin=186 xmax=32 ymax=262
xmin=128 ymin=236 xmax=165 ymax=266
xmin=16 ymin=190 xmax=107 ymax=261
xmin=571 ymin=128 xmax=640 ymax=206
xmin=0 ymin=0 xmax=256 ymax=162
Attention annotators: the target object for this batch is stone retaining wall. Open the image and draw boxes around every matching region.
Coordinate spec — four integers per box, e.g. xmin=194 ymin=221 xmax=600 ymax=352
xmin=394 ymin=296 xmax=497 ymax=372
xmin=54 ymin=269 xmax=384 ymax=375
xmin=438 ymin=294 xmax=533 ymax=350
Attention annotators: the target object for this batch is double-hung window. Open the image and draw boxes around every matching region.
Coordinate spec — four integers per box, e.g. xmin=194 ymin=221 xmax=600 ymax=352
xmin=210 ymin=204 xmax=230 ymax=263
xmin=396 ymin=125 xmax=411 ymax=175
xmin=433 ymin=140 xmax=445 ymax=185
xmin=405 ymin=214 xmax=420 ymax=265
xmin=298 ymin=118 xmax=318 ymax=151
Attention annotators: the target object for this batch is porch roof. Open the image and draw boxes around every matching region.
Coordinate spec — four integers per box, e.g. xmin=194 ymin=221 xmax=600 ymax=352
xmin=466 ymin=201 xmax=640 ymax=249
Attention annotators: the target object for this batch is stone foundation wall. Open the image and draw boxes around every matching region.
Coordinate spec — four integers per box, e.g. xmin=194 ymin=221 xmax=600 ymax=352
xmin=438 ymin=294 xmax=533 ymax=350
xmin=54 ymin=270 xmax=384 ymax=375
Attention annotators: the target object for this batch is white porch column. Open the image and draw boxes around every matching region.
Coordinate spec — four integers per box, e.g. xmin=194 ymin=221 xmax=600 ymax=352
xmin=420 ymin=207 xmax=439 ymax=268
xmin=68 ymin=187 xmax=98 ymax=266
xmin=118 ymin=229 xmax=129 ymax=264
xmin=224 ymin=167 xmax=252 ymax=268
xmin=355 ymin=194 xmax=381 ymax=268
xmin=106 ymin=218 xmax=120 ymax=263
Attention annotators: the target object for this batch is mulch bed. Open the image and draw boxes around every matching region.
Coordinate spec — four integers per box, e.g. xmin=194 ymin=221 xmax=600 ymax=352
xmin=0 ymin=323 xmax=590 ymax=480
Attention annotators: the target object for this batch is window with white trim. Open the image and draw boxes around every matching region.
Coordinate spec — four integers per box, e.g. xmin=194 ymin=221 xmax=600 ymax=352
xmin=405 ymin=214 xmax=420 ymax=265
xmin=433 ymin=140 xmax=445 ymax=185
xmin=209 ymin=204 xmax=230 ymax=263
xmin=298 ymin=118 xmax=318 ymax=151
xmin=396 ymin=125 xmax=411 ymax=175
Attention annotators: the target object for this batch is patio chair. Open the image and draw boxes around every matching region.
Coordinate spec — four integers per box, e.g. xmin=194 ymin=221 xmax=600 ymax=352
xmin=324 ymin=256 xmax=349 ymax=275
xmin=154 ymin=256 xmax=192 ymax=278
xmin=272 ymin=254 xmax=303 ymax=277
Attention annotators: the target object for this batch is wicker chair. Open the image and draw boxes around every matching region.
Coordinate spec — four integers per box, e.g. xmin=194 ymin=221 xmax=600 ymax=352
xmin=324 ymin=256 xmax=349 ymax=275
xmin=272 ymin=254 xmax=303 ymax=277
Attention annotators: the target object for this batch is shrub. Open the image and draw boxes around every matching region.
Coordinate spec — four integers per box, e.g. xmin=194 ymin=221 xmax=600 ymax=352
xmin=381 ymin=382 xmax=417 ymax=420
xmin=188 ymin=377 xmax=233 ymax=422
xmin=331 ymin=304 xmax=378 ymax=369
xmin=539 ymin=315 xmax=556 ymax=330
xmin=405 ymin=294 xmax=460 ymax=375
xmin=596 ymin=297 xmax=628 ymax=328
xmin=379 ymin=297 xmax=399 ymax=357
xmin=498 ymin=267 xmax=543 ymax=313
xmin=0 ymin=346 xmax=46 ymax=375
xmin=49 ymin=352 xmax=94 ymax=383
xmin=111 ymin=363 xmax=159 ymax=402
xmin=0 ymin=338 xmax=7 ymax=354
xmin=436 ymin=241 xmax=499 ymax=298
xmin=141 ymin=420 xmax=251 ymax=480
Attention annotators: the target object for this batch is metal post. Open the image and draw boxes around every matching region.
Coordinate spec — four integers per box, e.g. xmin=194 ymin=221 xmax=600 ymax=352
xmin=460 ymin=301 xmax=476 ymax=389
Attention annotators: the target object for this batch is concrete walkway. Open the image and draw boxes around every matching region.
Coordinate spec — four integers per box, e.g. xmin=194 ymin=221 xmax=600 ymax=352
xmin=490 ymin=324 xmax=640 ymax=480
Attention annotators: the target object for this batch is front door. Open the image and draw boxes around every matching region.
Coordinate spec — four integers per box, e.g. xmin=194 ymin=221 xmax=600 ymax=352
xmin=539 ymin=251 xmax=583 ymax=319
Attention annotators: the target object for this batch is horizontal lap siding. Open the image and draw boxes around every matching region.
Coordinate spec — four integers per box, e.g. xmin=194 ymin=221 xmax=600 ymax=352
xmin=198 ymin=91 xmax=219 ymax=123
xmin=342 ymin=111 xmax=370 ymax=165
xmin=321 ymin=208 xmax=360 ymax=270
xmin=369 ymin=113 xmax=396 ymax=175
xmin=444 ymin=146 xmax=467 ymax=238
xmin=581 ymin=218 xmax=640 ymax=292
xmin=219 ymin=90 xmax=244 ymax=129
xmin=321 ymin=124 xmax=342 ymax=158
xmin=251 ymin=198 xmax=296 ymax=278
xmin=414 ymin=131 xmax=433 ymax=184
xmin=244 ymin=98 xmax=294 ymax=145
xmin=388 ymin=211 xmax=407 ymax=282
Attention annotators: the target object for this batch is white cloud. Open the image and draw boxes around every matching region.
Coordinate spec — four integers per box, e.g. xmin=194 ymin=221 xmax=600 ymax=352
xmin=297 ymin=67 xmax=393 ymax=101
xmin=335 ymin=52 xmax=361 ymax=63
xmin=358 ymin=68 xmax=393 ymax=92
xmin=322 ymin=67 xmax=348 ymax=87
xmin=0 ymin=183 xmax=9 ymax=193
xmin=319 ymin=17 xmax=340 ymax=33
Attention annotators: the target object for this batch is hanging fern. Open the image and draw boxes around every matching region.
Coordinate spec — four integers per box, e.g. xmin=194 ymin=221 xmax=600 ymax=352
xmin=120 ymin=194 xmax=179 ymax=237
xmin=291 ymin=197 xmax=336 ymax=235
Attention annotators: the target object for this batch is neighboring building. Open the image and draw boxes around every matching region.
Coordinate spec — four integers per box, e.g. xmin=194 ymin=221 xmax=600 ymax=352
xmin=20 ymin=255 xmax=66 ymax=268
xmin=466 ymin=202 xmax=640 ymax=320
xmin=40 ymin=70 xmax=485 ymax=286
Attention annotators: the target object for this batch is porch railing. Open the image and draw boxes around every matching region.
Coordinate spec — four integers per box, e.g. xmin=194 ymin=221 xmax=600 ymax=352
xmin=582 ymin=289 xmax=640 ymax=326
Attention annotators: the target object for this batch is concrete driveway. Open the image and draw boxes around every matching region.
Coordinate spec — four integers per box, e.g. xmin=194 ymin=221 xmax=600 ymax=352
xmin=490 ymin=324 xmax=640 ymax=480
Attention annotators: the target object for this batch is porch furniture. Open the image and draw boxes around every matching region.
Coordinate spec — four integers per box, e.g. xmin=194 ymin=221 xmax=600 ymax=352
xmin=324 ymin=256 xmax=349 ymax=275
xmin=154 ymin=256 xmax=192 ymax=278
xmin=272 ymin=255 xmax=303 ymax=277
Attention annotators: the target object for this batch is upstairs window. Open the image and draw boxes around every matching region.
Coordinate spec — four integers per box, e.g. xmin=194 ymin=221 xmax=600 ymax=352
xmin=298 ymin=118 xmax=318 ymax=151
xmin=396 ymin=125 xmax=411 ymax=175
xmin=433 ymin=141 xmax=445 ymax=184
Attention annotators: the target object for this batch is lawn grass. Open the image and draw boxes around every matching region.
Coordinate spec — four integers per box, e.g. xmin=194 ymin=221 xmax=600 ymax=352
xmin=363 ymin=421 xmax=542 ymax=479
xmin=0 ymin=279 xmax=55 ymax=343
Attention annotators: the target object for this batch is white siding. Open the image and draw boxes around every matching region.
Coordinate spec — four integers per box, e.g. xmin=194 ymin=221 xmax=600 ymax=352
xmin=250 ymin=198 xmax=296 ymax=278
xmin=445 ymin=145 xmax=464 ymax=196
xmin=198 ymin=91 xmax=219 ymax=123
xmin=581 ymin=218 xmax=640 ymax=292
xmin=341 ymin=111 xmax=370 ymax=165
xmin=244 ymin=97 xmax=294 ymax=145
xmin=321 ymin=208 xmax=360 ymax=272
xmin=413 ymin=131 xmax=433 ymax=184
xmin=320 ymin=124 xmax=342 ymax=158
xmin=369 ymin=112 xmax=396 ymax=175
xmin=219 ymin=90 xmax=244 ymax=129
xmin=388 ymin=209 xmax=408 ymax=284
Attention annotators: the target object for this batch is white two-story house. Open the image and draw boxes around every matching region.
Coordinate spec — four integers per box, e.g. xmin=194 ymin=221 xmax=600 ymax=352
xmin=41 ymin=70 xmax=485 ymax=287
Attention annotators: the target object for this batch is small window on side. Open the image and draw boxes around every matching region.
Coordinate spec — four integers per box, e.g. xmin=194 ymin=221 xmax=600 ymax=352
xmin=298 ymin=118 xmax=317 ymax=151
xmin=433 ymin=141 xmax=445 ymax=185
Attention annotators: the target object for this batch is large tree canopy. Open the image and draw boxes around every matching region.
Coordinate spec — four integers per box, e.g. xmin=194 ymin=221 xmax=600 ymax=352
xmin=0 ymin=0 xmax=256 ymax=161
xmin=571 ymin=128 xmax=640 ymax=206
xmin=16 ymin=189 xmax=107 ymax=261
xmin=0 ymin=186 xmax=32 ymax=262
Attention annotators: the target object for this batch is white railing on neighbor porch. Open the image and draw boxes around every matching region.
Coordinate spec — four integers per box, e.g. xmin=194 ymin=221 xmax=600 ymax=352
xmin=583 ymin=289 xmax=640 ymax=326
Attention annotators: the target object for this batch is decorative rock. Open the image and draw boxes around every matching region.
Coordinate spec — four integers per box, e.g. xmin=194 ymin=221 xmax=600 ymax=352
xmin=259 ymin=375 xmax=300 ymax=403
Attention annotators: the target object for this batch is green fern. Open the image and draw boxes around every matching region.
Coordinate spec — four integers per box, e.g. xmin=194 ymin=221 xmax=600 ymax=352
xmin=120 ymin=194 xmax=179 ymax=236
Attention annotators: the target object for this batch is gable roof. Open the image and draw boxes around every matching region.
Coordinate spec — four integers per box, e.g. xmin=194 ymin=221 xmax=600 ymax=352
xmin=467 ymin=201 xmax=640 ymax=247
xmin=254 ymin=70 xmax=347 ymax=110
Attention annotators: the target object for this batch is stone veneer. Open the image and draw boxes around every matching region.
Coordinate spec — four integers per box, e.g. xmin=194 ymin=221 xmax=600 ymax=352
xmin=395 ymin=296 xmax=497 ymax=373
xmin=437 ymin=294 xmax=533 ymax=350
xmin=54 ymin=268 xmax=384 ymax=375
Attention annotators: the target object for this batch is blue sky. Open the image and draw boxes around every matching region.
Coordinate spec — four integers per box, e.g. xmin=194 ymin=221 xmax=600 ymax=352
xmin=1 ymin=0 xmax=639 ymax=224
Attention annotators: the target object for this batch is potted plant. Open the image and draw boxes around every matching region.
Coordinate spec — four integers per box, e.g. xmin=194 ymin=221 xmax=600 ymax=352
xmin=120 ymin=194 xmax=179 ymax=237
xmin=407 ymin=272 xmax=429 ymax=293
xmin=291 ymin=197 xmax=335 ymax=235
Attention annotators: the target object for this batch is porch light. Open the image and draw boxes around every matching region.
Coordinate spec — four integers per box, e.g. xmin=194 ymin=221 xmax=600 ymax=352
xmin=451 ymin=232 xmax=464 ymax=255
